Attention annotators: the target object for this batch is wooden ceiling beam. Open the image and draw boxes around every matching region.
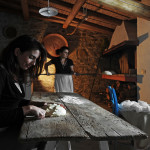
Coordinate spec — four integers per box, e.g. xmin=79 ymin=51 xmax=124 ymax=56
xmin=0 ymin=2 xmax=113 ymax=36
xmin=42 ymin=0 xmax=122 ymax=26
xmin=21 ymin=0 xmax=29 ymax=20
xmin=0 ymin=0 xmax=29 ymax=20
xmin=91 ymin=0 xmax=150 ymax=20
xmin=0 ymin=0 xmax=119 ymax=27
xmin=63 ymin=0 xmax=86 ymax=29
xmin=28 ymin=3 xmax=116 ymax=29
xmin=30 ymin=6 xmax=115 ymax=32
xmin=86 ymin=10 xmax=121 ymax=25
xmin=0 ymin=0 xmax=20 ymax=10
xmin=0 ymin=6 xmax=20 ymax=14
xmin=35 ymin=6 xmax=116 ymax=29
xmin=85 ymin=0 xmax=135 ymax=19
xmin=32 ymin=14 xmax=113 ymax=36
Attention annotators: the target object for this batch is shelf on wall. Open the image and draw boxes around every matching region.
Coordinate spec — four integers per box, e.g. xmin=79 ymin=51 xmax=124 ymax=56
xmin=102 ymin=74 xmax=137 ymax=82
xmin=103 ymin=40 xmax=139 ymax=55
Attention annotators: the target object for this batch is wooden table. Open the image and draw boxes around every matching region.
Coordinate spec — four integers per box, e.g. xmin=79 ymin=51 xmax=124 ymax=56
xmin=19 ymin=92 xmax=147 ymax=149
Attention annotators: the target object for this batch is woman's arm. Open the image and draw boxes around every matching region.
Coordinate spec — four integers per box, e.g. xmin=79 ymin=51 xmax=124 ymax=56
xmin=70 ymin=65 xmax=75 ymax=74
xmin=29 ymin=101 xmax=47 ymax=107
xmin=0 ymin=69 xmax=25 ymax=128
xmin=0 ymin=68 xmax=46 ymax=128
xmin=44 ymin=61 xmax=52 ymax=74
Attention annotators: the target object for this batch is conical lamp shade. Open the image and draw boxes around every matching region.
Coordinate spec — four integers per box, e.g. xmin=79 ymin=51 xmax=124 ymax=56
xmin=39 ymin=7 xmax=58 ymax=17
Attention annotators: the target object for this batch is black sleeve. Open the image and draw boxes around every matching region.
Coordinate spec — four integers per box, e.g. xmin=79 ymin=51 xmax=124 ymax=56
xmin=19 ymin=99 xmax=30 ymax=107
xmin=0 ymin=68 xmax=25 ymax=128
xmin=51 ymin=58 xmax=56 ymax=64
xmin=0 ymin=108 xmax=24 ymax=128
xmin=68 ymin=59 xmax=74 ymax=66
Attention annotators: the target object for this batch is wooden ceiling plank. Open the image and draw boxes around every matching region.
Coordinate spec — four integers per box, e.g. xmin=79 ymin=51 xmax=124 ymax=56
xmin=29 ymin=1 xmax=117 ymax=29
xmin=31 ymin=6 xmax=116 ymax=29
xmin=35 ymin=4 xmax=117 ymax=28
xmin=0 ymin=7 xmax=20 ymax=14
xmin=32 ymin=14 xmax=113 ymax=35
xmin=63 ymin=0 xmax=134 ymax=19
xmin=0 ymin=0 xmax=113 ymax=32
xmin=21 ymin=0 xmax=29 ymax=20
xmin=34 ymin=0 xmax=122 ymax=26
xmin=63 ymin=0 xmax=86 ymax=29
xmin=0 ymin=0 xmax=116 ymax=31
xmin=91 ymin=0 xmax=150 ymax=20
xmin=86 ymin=0 xmax=135 ymax=19
xmin=0 ymin=0 xmax=114 ymax=35
xmin=0 ymin=0 xmax=20 ymax=10
xmin=0 ymin=2 xmax=112 ymax=36
xmin=85 ymin=18 xmax=116 ymax=29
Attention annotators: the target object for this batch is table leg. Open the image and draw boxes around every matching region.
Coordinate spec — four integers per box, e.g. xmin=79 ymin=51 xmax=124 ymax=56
xmin=99 ymin=141 xmax=109 ymax=150
xmin=54 ymin=141 xmax=71 ymax=150
xmin=67 ymin=141 xmax=72 ymax=150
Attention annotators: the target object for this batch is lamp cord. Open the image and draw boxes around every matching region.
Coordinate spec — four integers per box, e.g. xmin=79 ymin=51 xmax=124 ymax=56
xmin=48 ymin=0 xmax=49 ymax=7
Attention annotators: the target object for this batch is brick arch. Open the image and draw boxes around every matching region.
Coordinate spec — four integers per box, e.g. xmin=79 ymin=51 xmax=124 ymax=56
xmin=43 ymin=34 xmax=68 ymax=57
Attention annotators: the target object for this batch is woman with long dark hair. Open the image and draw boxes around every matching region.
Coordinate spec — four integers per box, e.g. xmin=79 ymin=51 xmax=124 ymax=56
xmin=45 ymin=46 xmax=75 ymax=92
xmin=0 ymin=35 xmax=47 ymax=150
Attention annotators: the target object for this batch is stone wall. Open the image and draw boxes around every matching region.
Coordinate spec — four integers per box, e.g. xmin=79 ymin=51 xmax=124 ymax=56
xmin=0 ymin=12 xmax=137 ymax=106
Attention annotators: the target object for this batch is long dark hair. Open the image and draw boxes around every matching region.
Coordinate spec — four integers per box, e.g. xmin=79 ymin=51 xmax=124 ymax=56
xmin=56 ymin=46 xmax=69 ymax=55
xmin=1 ymin=35 xmax=47 ymax=82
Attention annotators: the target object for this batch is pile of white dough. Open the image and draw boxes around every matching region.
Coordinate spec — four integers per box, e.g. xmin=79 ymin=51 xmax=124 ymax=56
xmin=45 ymin=103 xmax=66 ymax=117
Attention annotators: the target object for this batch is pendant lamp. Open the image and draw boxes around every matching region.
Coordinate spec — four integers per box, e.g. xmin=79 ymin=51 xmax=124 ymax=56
xmin=39 ymin=0 xmax=58 ymax=17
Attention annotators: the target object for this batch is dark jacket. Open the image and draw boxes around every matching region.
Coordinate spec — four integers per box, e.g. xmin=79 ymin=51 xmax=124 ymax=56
xmin=0 ymin=64 xmax=29 ymax=128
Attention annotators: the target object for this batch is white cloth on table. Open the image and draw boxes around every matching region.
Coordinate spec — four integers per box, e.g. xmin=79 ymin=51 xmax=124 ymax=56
xmin=119 ymin=100 xmax=150 ymax=150
xmin=119 ymin=100 xmax=150 ymax=113
xmin=55 ymin=74 xmax=74 ymax=92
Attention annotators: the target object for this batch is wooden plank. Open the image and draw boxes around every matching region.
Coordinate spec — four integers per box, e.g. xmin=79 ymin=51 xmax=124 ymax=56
xmin=21 ymin=0 xmax=29 ymax=20
xmin=31 ymin=0 xmax=122 ymax=26
xmin=19 ymin=120 xmax=30 ymax=141
xmin=19 ymin=92 xmax=88 ymax=142
xmin=21 ymin=114 xmax=88 ymax=142
xmin=54 ymin=13 xmax=116 ymax=29
xmin=91 ymin=0 xmax=150 ymax=21
xmin=34 ymin=15 xmax=113 ymax=35
xmin=31 ymin=92 xmax=61 ymax=103
xmin=63 ymin=0 xmax=86 ymax=29
xmin=102 ymin=74 xmax=137 ymax=82
xmin=48 ymin=0 xmax=122 ymax=25
xmin=83 ymin=1 xmax=135 ymax=20
xmin=103 ymin=40 xmax=139 ymax=55
xmin=0 ymin=0 xmax=20 ymax=10
xmin=59 ymin=93 xmax=147 ymax=141
xmin=0 ymin=0 xmax=113 ymax=34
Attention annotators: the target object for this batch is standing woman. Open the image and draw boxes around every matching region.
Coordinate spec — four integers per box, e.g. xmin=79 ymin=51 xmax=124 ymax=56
xmin=45 ymin=46 xmax=75 ymax=92
xmin=0 ymin=35 xmax=47 ymax=150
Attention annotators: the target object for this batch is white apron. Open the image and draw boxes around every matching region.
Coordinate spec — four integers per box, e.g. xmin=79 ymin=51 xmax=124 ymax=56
xmin=55 ymin=74 xmax=74 ymax=93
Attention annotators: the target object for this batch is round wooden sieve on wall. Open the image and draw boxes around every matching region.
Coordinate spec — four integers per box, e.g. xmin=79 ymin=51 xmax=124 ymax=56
xmin=43 ymin=34 xmax=68 ymax=57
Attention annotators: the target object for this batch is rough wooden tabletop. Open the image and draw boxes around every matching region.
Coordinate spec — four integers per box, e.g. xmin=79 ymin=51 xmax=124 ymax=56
xmin=19 ymin=92 xmax=147 ymax=142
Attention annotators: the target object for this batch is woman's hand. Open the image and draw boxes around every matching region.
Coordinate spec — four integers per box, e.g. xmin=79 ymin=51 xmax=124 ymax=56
xmin=74 ymin=72 xmax=80 ymax=76
xmin=46 ymin=72 xmax=51 ymax=75
xmin=22 ymin=105 xmax=46 ymax=119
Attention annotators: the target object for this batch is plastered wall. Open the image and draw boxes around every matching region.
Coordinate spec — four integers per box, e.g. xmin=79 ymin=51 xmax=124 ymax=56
xmin=137 ymin=0 xmax=150 ymax=102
